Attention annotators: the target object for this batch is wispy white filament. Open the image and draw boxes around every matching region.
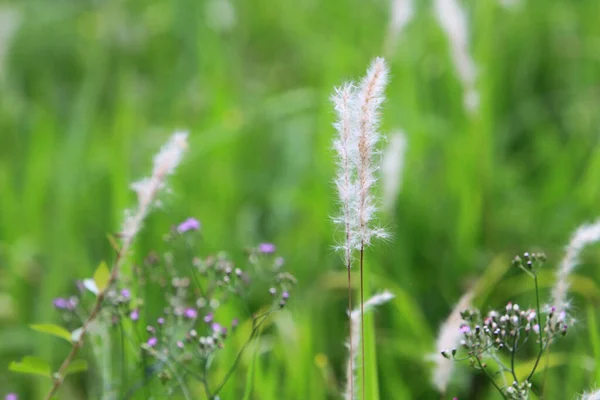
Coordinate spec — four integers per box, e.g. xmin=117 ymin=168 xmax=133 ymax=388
xmin=431 ymin=290 xmax=473 ymax=393
xmin=381 ymin=131 xmax=407 ymax=213
xmin=122 ymin=131 xmax=189 ymax=241
xmin=344 ymin=291 xmax=395 ymax=400
xmin=551 ymin=219 xmax=600 ymax=313
xmin=434 ymin=0 xmax=479 ymax=113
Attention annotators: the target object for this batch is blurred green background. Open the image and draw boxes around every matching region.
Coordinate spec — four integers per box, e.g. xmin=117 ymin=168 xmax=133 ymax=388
xmin=2 ymin=0 xmax=600 ymax=398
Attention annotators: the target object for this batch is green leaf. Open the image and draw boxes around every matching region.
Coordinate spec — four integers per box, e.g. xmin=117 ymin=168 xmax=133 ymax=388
xmin=9 ymin=356 xmax=51 ymax=378
xmin=65 ymin=359 xmax=88 ymax=376
xmin=30 ymin=324 xmax=73 ymax=343
xmin=93 ymin=261 xmax=111 ymax=293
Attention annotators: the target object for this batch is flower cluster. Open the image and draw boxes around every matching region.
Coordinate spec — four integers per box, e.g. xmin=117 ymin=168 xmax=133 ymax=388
xmin=442 ymin=252 xmax=569 ymax=400
xmin=50 ymin=219 xmax=296 ymax=397
xmin=450 ymin=301 xmax=568 ymax=362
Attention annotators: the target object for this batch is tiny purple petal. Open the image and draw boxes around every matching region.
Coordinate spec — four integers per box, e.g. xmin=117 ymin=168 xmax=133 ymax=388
xmin=121 ymin=289 xmax=131 ymax=300
xmin=53 ymin=298 xmax=69 ymax=309
xmin=258 ymin=243 xmax=276 ymax=254
xmin=177 ymin=341 xmax=184 ymax=349
xmin=147 ymin=337 xmax=158 ymax=347
xmin=184 ymin=308 xmax=198 ymax=319
xmin=157 ymin=317 xmax=165 ymax=325
xmin=130 ymin=309 xmax=139 ymax=321
xmin=459 ymin=325 xmax=470 ymax=334
xmin=282 ymin=291 xmax=290 ymax=300
xmin=533 ymin=324 xmax=540 ymax=334
xmin=177 ymin=218 xmax=201 ymax=233
xmin=211 ymin=323 xmax=223 ymax=334
xmin=5 ymin=394 xmax=17 ymax=400
xmin=204 ymin=312 xmax=213 ymax=323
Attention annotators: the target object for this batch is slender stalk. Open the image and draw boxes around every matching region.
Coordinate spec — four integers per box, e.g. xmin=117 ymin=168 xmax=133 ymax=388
xmin=211 ymin=310 xmax=272 ymax=397
xmin=359 ymin=244 xmax=365 ymax=400
xmin=526 ymin=274 xmax=545 ymax=382
xmin=43 ymin=240 xmax=131 ymax=400
xmin=346 ymin=254 xmax=354 ymax=398
xmin=510 ymin=331 xmax=518 ymax=383
xmin=475 ymin=357 xmax=507 ymax=400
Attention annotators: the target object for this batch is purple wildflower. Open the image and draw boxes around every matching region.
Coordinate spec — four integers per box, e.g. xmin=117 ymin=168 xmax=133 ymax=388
xmin=53 ymin=298 xmax=70 ymax=310
xmin=211 ymin=323 xmax=226 ymax=335
xmin=282 ymin=291 xmax=290 ymax=300
xmin=258 ymin=243 xmax=276 ymax=254
xmin=130 ymin=309 xmax=139 ymax=321
xmin=177 ymin=341 xmax=184 ymax=349
xmin=184 ymin=308 xmax=198 ymax=319
xmin=121 ymin=289 xmax=131 ymax=300
xmin=459 ymin=325 xmax=470 ymax=334
xmin=157 ymin=317 xmax=165 ymax=325
xmin=147 ymin=337 xmax=158 ymax=347
xmin=177 ymin=218 xmax=201 ymax=233
xmin=5 ymin=394 xmax=17 ymax=400
xmin=204 ymin=312 xmax=213 ymax=323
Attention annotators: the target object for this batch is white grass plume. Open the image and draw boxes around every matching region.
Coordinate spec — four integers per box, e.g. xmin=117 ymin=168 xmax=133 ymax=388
xmin=384 ymin=0 xmax=414 ymax=55
xmin=333 ymin=83 xmax=360 ymax=265
xmin=332 ymin=57 xmax=390 ymax=255
xmin=332 ymin=58 xmax=390 ymax=400
xmin=580 ymin=389 xmax=600 ymax=400
xmin=431 ymin=290 xmax=474 ymax=393
xmin=551 ymin=219 xmax=600 ymax=314
xmin=354 ymin=57 xmax=390 ymax=247
xmin=381 ymin=131 xmax=407 ymax=213
xmin=122 ymin=131 xmax=189 ymax=241
xmin=344 ymin=291 xmax=395 ymax=400
xmin=434 ymin=0 xmax=479 ymax=113
xmin=0 ymin=5 xmax=20 ymax=80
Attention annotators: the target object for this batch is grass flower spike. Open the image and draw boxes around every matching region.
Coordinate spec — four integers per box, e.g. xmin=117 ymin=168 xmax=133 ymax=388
xmin=551 ymin=219 xmax=600 ymax=314
xmin=432 ymin=290 xmax=473 ymax=394
xmin=332 ymin=57 xmax=390 ymax=400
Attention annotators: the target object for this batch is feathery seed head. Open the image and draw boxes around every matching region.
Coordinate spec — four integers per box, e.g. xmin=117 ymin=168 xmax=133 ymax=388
xmin=122 ymin=131 xmax=189 ymax=241
xmin=581 ymin=389 xmax=600 ymax=400
xmin=431 ymin=290 xmax=473 ymax=393
xmin=551 ymin=219 xmax=600 ymax=314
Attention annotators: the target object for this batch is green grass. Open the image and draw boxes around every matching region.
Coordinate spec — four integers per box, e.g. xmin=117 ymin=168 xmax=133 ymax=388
xmin=2 ymin=0 xmax=600 ymax=398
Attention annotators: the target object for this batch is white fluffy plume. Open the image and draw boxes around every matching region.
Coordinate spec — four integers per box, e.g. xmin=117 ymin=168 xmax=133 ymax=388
xmin=551 ymin=219 xmax=600 ymax=313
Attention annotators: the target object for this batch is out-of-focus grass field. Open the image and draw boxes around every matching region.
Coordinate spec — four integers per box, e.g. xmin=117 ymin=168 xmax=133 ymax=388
xmin=2 ymin=0 xmax=600 ymax=398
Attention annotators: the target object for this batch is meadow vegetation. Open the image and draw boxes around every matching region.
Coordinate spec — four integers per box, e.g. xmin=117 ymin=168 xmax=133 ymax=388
xmin=2 ymin=0 xmax=600 ymax=398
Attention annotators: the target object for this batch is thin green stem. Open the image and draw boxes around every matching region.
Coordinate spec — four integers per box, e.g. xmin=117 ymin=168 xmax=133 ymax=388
xmin=359 ymin=244 xmax=365 ymax=400
xmin=510 ymin=331 xmax=519 ymax=383
xmin=210 ymin=310 xmax=273 ymax=397
xmin=475 ymin=356 xmax=507 ymax=400
xmin=346 ymin=255 xmax=354 ymax=399
xmin=526 ymin=274 xmax=545 ymax=382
